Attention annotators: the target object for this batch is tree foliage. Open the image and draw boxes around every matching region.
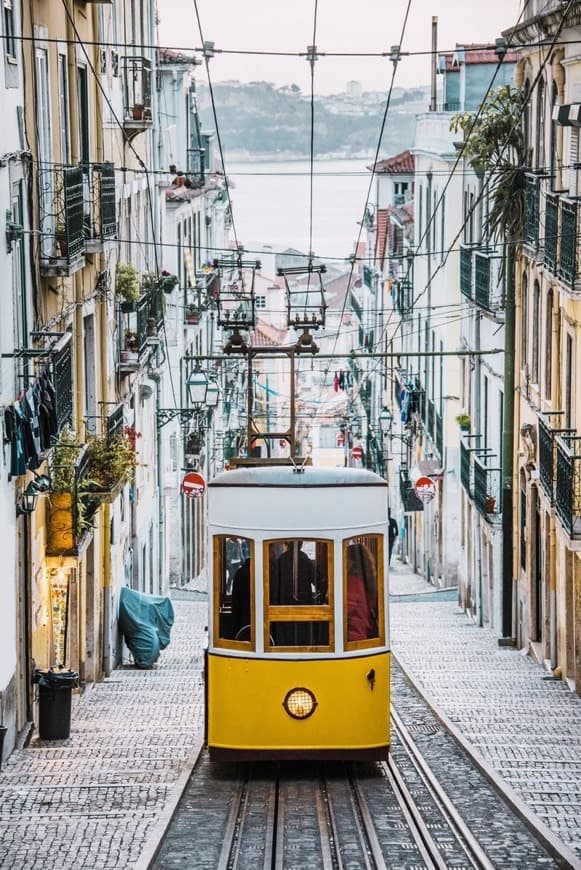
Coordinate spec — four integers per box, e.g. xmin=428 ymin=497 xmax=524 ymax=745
xmin=450 ymin=85 xmax=530 ymax=241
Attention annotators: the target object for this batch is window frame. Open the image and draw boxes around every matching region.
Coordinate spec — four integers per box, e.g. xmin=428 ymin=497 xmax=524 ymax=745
xmin=3 ymin=0 xmax=16 ymax=60
xmin=213 ymin=535 xmax=255 ymax=651
xmin=263 ymin=538 xmax=334 ymax=653
xmin=343 ymin=534 xmax=385 ymax=652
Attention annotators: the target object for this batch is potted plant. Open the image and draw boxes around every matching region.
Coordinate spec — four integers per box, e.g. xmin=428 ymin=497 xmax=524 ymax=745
xmin=485 ymin=495 xmax=496 ymax=513
xmin=47 ymin=428 xmax=89 ymax=554
xmin=132 ymin=103 xmax=144 ymax=121
xmin=160 ymin=270 xmax=179 ymax=293
xmin=185 ymin=304 xmax=200 ymax=325
xmin=85 ymin=432 xmax=138 ymax=494
xmin=120 ymin=330 xmax=139 ymax=361
xmin=455 ymin=413 xmax=471 ymax=432
xmin=116 ymin=263 xmax=141 ymax=306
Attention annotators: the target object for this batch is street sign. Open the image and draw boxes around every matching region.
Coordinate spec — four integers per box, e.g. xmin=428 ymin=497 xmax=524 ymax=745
xmin=413 ymin=475 xmax=436 ymax=503
xmin=181 ymin=471 xmax=206 ymax=498
xmin=352 ymin=445 xmax=363 ymax=461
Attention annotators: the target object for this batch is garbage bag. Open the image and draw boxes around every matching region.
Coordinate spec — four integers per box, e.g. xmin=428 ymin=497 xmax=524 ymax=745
xmin=118 ymin=587 xmax=175 ymax=668
xmin=33 ymin=668 xmax=79 ymax=689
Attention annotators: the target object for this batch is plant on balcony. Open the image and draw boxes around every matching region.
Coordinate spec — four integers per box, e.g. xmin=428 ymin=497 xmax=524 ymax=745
xmin=450 ymin=85 xmax=529 ymax=241
xmin=160 ymin=270 xmax=179 ymax=293
xmin=85 ymin=431 xmax=139 ymax=492
xmin=115 ymin=263 xmax=141 ymax=302
xmin=455 ymin=413 xmax=471 ymax=431
xmin=47 ymin=427 xmax=91 ymax=553
xmin=185 ymin=304 xmax=200 ymax=324
xmin=485 ymin=495 xmax=496 ymax=513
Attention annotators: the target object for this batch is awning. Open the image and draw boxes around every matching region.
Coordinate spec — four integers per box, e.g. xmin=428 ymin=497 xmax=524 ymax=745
xmin=552 ymin=103 xmax=581 ymax=127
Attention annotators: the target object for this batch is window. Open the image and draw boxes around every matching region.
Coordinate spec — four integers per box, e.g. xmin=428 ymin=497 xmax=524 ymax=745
xmin=3 ymin=0 xmax=15 ymax=58
xmin=521 ymin=273 xmax=528 ymax=370
xmin=255 ymin=295 xmax=266 ymax=309
xmin=532 ymin=280 xmax=541 ymax=384
xmin=77 ymin=65 xmax=90 ymax=163
xmin=545 ymin=289 xmax=553 ymax=399
xmin=58 ymin=54 xmax=70 ymax=163
xmin=213 ymin=535 xmax=254 ymax=648
xmin=343 ymin=535 xmax=384 ymax=649
xmin=264 ymin=539 xmax=332 ymax=650
xmin=536 ymin=77 xmax=545 ymax=171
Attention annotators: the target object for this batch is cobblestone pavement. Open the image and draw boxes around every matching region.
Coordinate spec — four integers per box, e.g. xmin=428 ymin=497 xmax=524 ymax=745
xmin=389 ymin=558 xmax=581 ymax=863
xmin=0 ymin=595 xmax=207 ymax=870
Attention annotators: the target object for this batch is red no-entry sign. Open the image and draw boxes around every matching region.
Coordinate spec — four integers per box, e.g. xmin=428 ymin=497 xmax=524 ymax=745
xmin=181 ymin=471 xmax=206 ymax=498
xmin=352 ymin=445 xmax=363 ymax=461
xmin=414 ymin=475 xmax=436 ymax=503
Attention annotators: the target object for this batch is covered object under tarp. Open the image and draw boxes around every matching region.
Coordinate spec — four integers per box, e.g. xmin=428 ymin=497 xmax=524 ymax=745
xmin=118 ymin=587 xmax=175 ymax=668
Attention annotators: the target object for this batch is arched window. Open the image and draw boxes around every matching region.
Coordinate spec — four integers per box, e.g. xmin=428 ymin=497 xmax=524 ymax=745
xmin=532 ymin=280 xmax=541 ymax=383
xmin=545 ymin=288 xmax=553 ymax=398
xmin=521 ymin=273 xmax=528 ymax=369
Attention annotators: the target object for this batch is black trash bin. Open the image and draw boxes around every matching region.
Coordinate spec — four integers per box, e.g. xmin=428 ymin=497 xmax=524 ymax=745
xmin=33 ymin=669 xmax=78 ymax=740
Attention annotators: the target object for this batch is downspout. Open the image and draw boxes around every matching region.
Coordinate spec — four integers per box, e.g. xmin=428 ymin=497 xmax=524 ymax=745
xmin=148 ymin=370 xmax=165 ymax=594
xmin=501 ymin=241 xmax=516 ymax=639
xmin=475 ymin=311 xmax=483 ymax=625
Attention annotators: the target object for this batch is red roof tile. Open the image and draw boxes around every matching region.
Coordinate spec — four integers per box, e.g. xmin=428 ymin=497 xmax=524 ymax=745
xmin=441 ymin=43 xmax=519 ymax=70
xmin=375 ymin=208 xmax=389 ymax=268
xmin=371 ymin=150 xmax=414 ymax=175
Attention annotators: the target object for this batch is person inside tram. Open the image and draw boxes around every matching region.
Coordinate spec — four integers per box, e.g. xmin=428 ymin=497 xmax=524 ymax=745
xmin=230 ymin=555 xmax=251 ymax=641
xmin=270 ymin=540 xmax=324 ymax=645
xmin=345 ymin=542 xmax=378 ymax=642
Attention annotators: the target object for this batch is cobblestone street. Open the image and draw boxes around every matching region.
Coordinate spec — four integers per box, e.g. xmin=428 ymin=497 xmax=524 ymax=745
xmin=390 ymin=560 xmax=581 ymax=864
xmin=0 ymin=574 xmax=580 ymax=868
xmin=0 ymin=596 xmax=207 ymax=870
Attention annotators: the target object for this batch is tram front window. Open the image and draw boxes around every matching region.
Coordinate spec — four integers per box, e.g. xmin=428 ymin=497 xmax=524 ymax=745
xmin=214 ymin=535 xmax=254 ymax=647
xmin=265 ymin=539 xmax=332 ymax=650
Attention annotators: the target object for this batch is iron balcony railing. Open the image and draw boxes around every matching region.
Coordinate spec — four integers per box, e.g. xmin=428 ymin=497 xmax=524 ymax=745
xmin=473 ymin=452 xmax=502 ymax=524
xmin=559 ymin=198 xmax=578 ymax=286
xmin=49 ymin=332 xmax=74 ymax=435
xmin=524 ymin=173 xmax=540 ymax=250
xmin=123 ymin=56 xmax=152 ymax=125
xmin=538 ymin=413 xmax=573 ymax=505
xmin=39 ymin=164 xmax=85 ymax=276
xmin=460 ymin=243 xmax=473 ymax=300
xmin=544 ymin=193 xmax=558 ymax=273
xmin=117 ymin=293 xmax=153 ymax=371
xmin=85 ymin=163 xmax=117 ymax=248
xmin=460 ymin=439 xmax=473 ymax=497
xmin=555 ymin=434 xmax=581 ymax=538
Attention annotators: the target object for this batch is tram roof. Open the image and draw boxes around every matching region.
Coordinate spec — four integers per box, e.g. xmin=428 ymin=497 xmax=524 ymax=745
xmin=209 ymin=466 xmax=387 ymax=488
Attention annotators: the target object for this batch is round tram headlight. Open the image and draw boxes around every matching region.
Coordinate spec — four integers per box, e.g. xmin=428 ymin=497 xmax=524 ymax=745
xmin=283 ymin=687 xmax=317 ymax=720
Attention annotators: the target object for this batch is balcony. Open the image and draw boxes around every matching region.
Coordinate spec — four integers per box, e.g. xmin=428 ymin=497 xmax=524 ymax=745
xmin=399 ymin=466 xmax=424 ymax=512
xmin=473 ymin=453 xmax=502 ymax=524
xmin=117 ymin=293 xmax=157 ymax=372
xmin=524 ymin=173 xmax=540 ymax=251
xmin=39 ymin=165 xmax=85 ymax=277
xmin=460 ymin=244 xmax=473 ymax=300
xmin=84 ymin=163 xmax=117 ymax=252
xmin=460 ymin=439 xmax=473 ymax=497
xmin=460 ymin=243 xmax=502 ymax=313
xmin=555 ymin=434 xmax=581 ymax=538
xmin=538 ymin=413 xmax=573 ymax=504
xmin=539 ymin=194 xmax=579 ymax=290
xmin=395 ymin=278 xmax=412 ymax=320
xmin=123 ymin=57 xmax=152 ymax=132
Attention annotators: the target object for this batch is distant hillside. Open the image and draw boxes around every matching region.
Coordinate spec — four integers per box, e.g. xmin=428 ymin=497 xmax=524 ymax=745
xmin=197 ymin=81 xmax=429 ymax=160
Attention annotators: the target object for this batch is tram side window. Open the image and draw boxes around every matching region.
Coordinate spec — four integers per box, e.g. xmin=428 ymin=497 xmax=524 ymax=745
xmin=344 ymin=535 xmax=383 ymax=646
xmin=266 ymin=539 xmax=332 ymax=649
xmin=214 ymin=535 xmax=254 ymax=646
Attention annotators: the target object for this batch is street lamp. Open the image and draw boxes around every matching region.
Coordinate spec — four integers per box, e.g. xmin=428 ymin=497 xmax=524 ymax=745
xmin=187 ymin=368 xmax=209 ymax=406
xmin=379 ymin=406 xmax=393 ymax=436
xmin=206 ymin=380 xmax=220 ymax=409
xmin=17 ymin=482 xmax=39 ymax=515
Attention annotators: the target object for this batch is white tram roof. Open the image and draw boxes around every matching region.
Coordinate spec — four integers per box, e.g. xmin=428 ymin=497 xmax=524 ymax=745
xmin=208 ymin=466 xmax=388 ymax=533
xmin=209 ymin=466 xmax=387 ymax=489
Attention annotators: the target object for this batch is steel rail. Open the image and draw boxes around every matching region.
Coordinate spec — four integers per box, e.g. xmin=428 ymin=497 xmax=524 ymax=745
xmin=390 ymin=706 xmax=496 ymax=870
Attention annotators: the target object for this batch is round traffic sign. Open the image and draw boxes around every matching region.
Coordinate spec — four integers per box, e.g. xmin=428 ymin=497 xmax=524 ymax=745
xmin=181 ymin=471 xmax=206 ymax=498
xmin=352 ymin=445 xmax=363 ymax=461
xmin=414 ymin=475 xmax=436 ymax=503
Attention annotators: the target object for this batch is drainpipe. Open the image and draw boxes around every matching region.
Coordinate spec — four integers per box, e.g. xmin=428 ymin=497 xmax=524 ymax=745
xmin=148 ymin=371 xmax=165 ymax=594
xmin=475 ymin=311 xmax=483 ymax=625
xmin=430 ymin=17 xmax=438 ymax=112
xmin=501 ymin=242 xmax=516 ymax=639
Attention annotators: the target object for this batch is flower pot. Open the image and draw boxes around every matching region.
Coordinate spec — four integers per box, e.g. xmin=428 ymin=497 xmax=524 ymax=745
xmin=485 ymin=496 xmax=496 ymax=514
xmin=132 ymin=104 xmax=144 ymax=121
xmin=47 ymin=492 xmax=74 ymax=553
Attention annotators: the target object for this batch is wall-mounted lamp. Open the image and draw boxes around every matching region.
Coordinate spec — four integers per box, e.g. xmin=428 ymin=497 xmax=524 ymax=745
xmin=187 ymin=368 xmax=209 ymax=406
xmin=17 ymin=482 xmax=40 ymax=516
xmin=379 ymin=406 xmax=393 ymax=436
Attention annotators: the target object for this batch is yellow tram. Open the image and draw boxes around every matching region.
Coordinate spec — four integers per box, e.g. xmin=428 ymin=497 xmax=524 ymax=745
xmin=206 ymin=465 xmax=390 ymax=761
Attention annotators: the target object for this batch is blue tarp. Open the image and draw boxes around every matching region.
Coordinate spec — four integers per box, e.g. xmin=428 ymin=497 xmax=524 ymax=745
xmin=118 ymin=587 xmax=175 ymax=669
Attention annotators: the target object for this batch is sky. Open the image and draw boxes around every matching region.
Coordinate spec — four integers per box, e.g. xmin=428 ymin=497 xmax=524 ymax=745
xmin=156 ymin=0 xmax=521 ymax=94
